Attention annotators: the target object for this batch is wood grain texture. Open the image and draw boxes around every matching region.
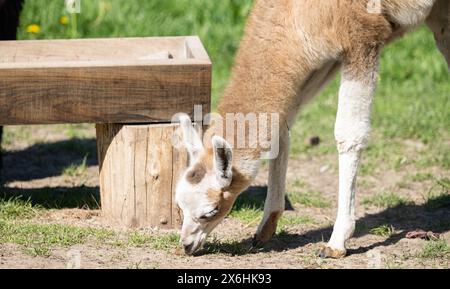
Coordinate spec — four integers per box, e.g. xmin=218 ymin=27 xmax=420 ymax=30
xmin=0 ymin=36 xmax=210 ymax=67
xmin=0 ymin=36 xmax=211 ymax=125
xmin=96 ymin=123 xmax=187 ymax=229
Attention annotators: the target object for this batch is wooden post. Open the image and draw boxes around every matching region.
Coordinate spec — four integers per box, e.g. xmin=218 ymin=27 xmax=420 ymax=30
xmin=96 ymin=123 xmax=187 ymax=229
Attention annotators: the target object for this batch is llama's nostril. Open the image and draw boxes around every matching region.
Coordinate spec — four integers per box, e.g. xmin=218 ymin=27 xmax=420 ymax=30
xmin=183 ymin=243 xmax=194 ymax=254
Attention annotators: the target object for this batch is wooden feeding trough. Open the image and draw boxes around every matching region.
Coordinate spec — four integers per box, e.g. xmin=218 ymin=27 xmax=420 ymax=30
xmin=0 ymin=36 xmax=211 ymax=229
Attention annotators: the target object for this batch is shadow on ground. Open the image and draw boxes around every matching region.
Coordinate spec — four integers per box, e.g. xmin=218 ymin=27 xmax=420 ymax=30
xmin=1 ymin=138 xmax=97 ymax=183
xmin=0 ymin=186 xmax=100 ymax=209
xmin=0 ymin=137 xmax=100 ymax=209
xmin=234 ymin=186 xmax=295 ymax=211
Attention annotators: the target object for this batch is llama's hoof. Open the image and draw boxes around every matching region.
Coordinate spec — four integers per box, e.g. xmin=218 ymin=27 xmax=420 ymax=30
xmin=318 ymin=245 xmax=347 ymax=259
xmin=252 ymin=234 xmax=267 ymax=248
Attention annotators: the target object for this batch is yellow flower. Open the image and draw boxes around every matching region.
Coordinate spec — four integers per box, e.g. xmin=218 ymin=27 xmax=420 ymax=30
xmin=26 ymin=24 xmax=40 ymax=34
xmin=59 ymin=16 xmax=69 ymax=25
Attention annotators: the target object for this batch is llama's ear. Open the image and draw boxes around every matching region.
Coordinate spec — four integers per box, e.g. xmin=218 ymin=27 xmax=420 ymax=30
xmin=212 ymin=136 xmax=233 ymax=188
xmin=179 ymin=114 xmax=204 ymax=163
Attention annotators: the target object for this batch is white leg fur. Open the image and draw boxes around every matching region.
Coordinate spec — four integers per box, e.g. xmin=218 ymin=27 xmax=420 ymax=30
xmin=255 ymin=128 xmax=290 ymax=242
xmin=325 ymin=72 xmax=378 ymax=255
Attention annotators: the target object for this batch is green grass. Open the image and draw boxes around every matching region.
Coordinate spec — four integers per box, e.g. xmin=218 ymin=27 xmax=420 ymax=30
xmin=62 ymin=124 xmax=95 ymax=139
xmin=437 ymin=177 xmax=450 ymax=190
xmin=411 ymin=172 xmax=435 ymax=182
xmin=62 ymin=155 xmax=89 ymax=177
xmin=397 ymin=172 xmax=436 ymax=188
xmin=128 ymin=231 xmax=152 ymax=247
xmin=0 ymin=217 xmax=182 ymax=254
xmin=2 ymin=126 xmax=32 ymax=147
xmin=288 ymin=191 xmax=331 ymax=208
xmin=0 ymin=197 xmax=42 ymax=220
xmin=0 ymin=221 xmax=115 ymax=247
xmin=290 ymin=179 xmax=309 ymax=190
xmin=418 ymin=239 xmax=450 ymax=259
xmin=423 ymin=178 xmax=450 ymax=211
xmin=229 ymin=206 xmax=261 ymax=224
xmin=0 ymin=198 xmax=181 ymax=253
xmin=23 ymin=246 xmax=52 ymax=258
xmin=0 ymin=197 xmax=175 ymax=253
xmin=147 ymin=234 xmax=181 ymax=251
xmin=129 ymin=231 xmax=180 ymax=250
xmin=229 ymin=205 xmax=314 ymax=230
xmin=369 ymin=224 xmax=395 ymax=237
xmin=277 ymin=215 xmax=315 ymax=234
xmin=361 ymin=192 xmax=411 ymax=208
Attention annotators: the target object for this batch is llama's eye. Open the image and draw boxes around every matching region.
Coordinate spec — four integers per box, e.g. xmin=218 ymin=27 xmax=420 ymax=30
xmin=199 ymin=207 xmax=219 ymax=220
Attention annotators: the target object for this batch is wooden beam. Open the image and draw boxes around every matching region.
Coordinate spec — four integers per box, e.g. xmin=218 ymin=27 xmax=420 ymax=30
xmin=0 ymin=37 xmax=211 ymax=125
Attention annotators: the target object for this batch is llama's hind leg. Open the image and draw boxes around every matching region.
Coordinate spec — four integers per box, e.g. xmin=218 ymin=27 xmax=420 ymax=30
xmin=319 ymin=48 xmax=380 ymax=259
xmin=253 ymin=127 xmax=290 ymax=245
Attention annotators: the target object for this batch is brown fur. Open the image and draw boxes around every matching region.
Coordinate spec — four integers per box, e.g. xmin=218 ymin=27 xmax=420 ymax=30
xmin=427 ymin=0 xmax=450 ymax=64
xmin=186 ymin=163 xmax=207 ymax=185
xmin=206 ymin=167 xmax=254 ymax=220
xmin=254 ymin=211 xmax=282 ymax=243
xmin=319 ymin=245 xmax=347 ymax=259
xmin=206 ymin=188 xmax=236 ymax=221
xmin=217 ymin=0 xmax=392 ymax=119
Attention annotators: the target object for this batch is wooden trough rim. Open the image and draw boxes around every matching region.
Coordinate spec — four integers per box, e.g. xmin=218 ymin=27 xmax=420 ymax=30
xmin=0 ymin=36 xmax=211 ymax=69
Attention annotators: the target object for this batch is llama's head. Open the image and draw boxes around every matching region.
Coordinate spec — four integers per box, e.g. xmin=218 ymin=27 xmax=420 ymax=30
xmin=175 ymin=115 xmax=238 ymax=255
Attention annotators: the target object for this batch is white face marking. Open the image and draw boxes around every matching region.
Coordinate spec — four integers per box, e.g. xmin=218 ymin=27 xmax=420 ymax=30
xmin=176 ymin=115 xmax=234 ymax=255
xmin=175 ymin=165 xmax=227 ymax=255
xmin=176 ymin=169 xmax=220 ymax=221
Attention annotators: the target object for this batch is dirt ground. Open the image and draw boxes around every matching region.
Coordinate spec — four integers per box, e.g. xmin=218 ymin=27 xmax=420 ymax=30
xmin=0 ymin=125 xmax=448 ymax=269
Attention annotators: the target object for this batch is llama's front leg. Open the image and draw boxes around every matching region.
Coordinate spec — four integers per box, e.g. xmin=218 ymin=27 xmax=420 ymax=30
xmin=319 ymin=54 xmax=379 ymax=258
xmin=253 ymin=127 xmax=290 ymax=245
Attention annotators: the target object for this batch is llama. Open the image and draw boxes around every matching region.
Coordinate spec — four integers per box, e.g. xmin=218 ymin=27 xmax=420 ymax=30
xmin=175 ymin=0 xmax=449 ymax=258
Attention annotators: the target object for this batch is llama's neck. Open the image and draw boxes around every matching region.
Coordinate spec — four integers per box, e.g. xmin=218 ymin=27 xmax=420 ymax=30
xmin=208 ymin=1 xmax=317 ymax=185
xmin=216 ymin=0 xmax=337 ymax=121
xmin=209 ymin=1 xmax=335 ymax=184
